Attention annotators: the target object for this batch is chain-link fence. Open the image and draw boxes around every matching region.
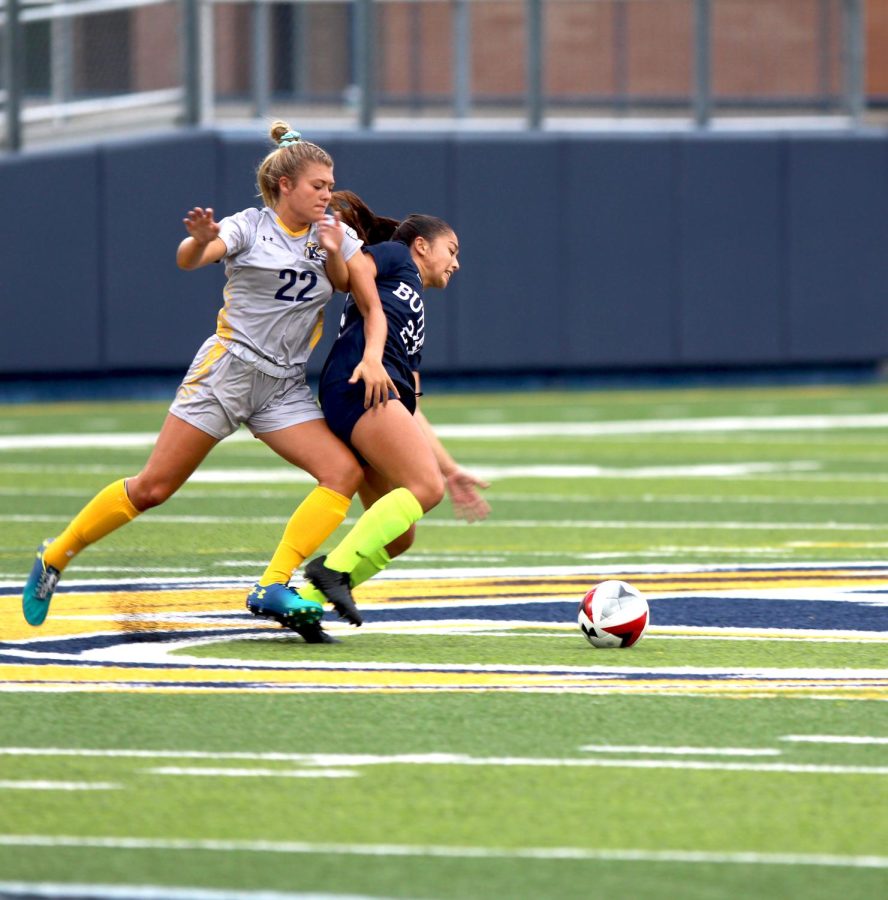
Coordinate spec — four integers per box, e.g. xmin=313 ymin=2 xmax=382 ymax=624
xmin=1 ymin=0 xmax=873 ymax=150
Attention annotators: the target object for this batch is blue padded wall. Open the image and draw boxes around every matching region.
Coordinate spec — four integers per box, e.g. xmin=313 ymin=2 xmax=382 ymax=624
xmin=330 ymin=133 xmax=457 ymax=373
xmin=207 ymin=131 xmax=457 ymax=375
xmin=450 ymin=134 xmax=566 ymax=371
xmin=101 ymin=131 xmax=221 ymax=368
xmin=677 ymin=135 xmax=784 ymax=365
xmin=4 ymin=128 xmax=888 ymax=378
xmin=215 ymin=132 xmax=266 ymax=215
xmin=563 ymin=136 xmax=679 ymax=367
xmin=786 ymin=135 xmax=888 ymax=362
xmin=2 ymin=145 xmax=102 ymax=372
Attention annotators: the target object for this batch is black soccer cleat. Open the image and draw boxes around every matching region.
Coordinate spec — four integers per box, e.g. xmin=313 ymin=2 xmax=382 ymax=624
xmin=292 ymin=621 xmax=341 ymax=644
xmin=304 ymin=555 xmax=363 ymax=626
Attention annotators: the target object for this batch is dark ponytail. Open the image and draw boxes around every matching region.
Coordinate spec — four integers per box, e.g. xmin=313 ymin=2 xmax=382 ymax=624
xmin=393 ymin=214 xmax=453 ymax=247
xmin=329 ymin=191 xmax=399 ymax=245
xmin=330 ymin=191 xmax=452 ymax=247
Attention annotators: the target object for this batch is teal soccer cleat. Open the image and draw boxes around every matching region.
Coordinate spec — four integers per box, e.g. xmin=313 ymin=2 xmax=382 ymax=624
xmin=246 ymin=582 xmax=324 ymax=633
xmin=22 ymin=539 xmax=61 ymax=626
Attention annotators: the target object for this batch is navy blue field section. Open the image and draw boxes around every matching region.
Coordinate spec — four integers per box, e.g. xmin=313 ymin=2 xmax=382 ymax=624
xmin=355 ymin=594 xmax=888 ymax=633
xmin=0 ymin=568 xmax=884 ymax=697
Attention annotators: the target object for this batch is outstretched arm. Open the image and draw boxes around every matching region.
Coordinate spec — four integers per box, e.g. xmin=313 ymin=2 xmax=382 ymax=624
xmin=414 ymin=375 xmax=491 ymax=522
xmin=177 ymin=207 xmax=227 ymax=270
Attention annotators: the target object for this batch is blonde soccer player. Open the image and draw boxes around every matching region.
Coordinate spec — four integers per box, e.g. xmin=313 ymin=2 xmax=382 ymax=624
xmin=22 ymin=123 xmax=394 ymax=635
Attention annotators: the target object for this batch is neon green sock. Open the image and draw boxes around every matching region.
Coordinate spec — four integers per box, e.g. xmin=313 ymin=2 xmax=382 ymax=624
xmin=349 ymin=546 xmax=393 ymax=588
xmin=324 ymin=488 xmax=422 ymax=575
xmin=299 ymin=546 xmax=392 ymax=602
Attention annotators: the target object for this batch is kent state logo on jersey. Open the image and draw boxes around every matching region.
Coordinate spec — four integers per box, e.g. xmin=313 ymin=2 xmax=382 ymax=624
xmin=304 ymin=240 xmax=327 ymax=262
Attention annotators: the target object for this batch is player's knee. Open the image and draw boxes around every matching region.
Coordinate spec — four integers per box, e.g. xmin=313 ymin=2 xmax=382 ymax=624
xmin=127 ymin=476 xmax=175 ymax=511
xmin=411 ymin=474 xmax=445 ymax=513
xmin=319 ymin=454 xmax=363 ymax=497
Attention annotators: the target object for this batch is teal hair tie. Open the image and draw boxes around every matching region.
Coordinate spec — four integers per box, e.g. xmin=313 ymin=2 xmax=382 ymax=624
xmin=279 ymin=130 xmax=301 ymax=147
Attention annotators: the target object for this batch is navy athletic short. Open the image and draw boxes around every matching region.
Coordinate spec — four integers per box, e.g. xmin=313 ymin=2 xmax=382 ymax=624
xmin=320 ymin=379 xmax=417 ymax=464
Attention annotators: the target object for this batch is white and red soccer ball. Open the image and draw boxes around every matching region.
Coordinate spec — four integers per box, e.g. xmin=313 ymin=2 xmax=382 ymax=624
xmin=578 ymin=580 xmax=649 ymax=648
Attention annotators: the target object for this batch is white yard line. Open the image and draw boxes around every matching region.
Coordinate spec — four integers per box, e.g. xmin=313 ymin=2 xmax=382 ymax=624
xmin=0 ymin=460 xmax=822 ymax=485
xmin=1 ymin=748 xmax=886 ymax=776
xmin=0 ymin=836 xmax=884 ymax=869
xmin=147 ymin=767 xmax=358 ymax=779
xmin=0 ymin=781 xmax=118 ymax=791
xmin=778 ymin=473 xmax=888 ymax=482
xmin=3 ymin=413 xmax=888 ymax=451
xmin=0 ymin=433 xmax=171 ymax=450
xmin=2 ymin=486 xmax=887 ymax=508
xmin=431 ymin=414 xmax=888 ymax=438
xmin=4 ymin=513 xmax=886 ymax=531
xmin=144 ymin=760 xmax=888 ymax=775
xmin=494 ymin=492 xmax=888 ymax=506
xmin=578 ymin=745 xmax=781 ymax=756
xmin=781 ymin=735 xmax=888 ymax=745
xmin=0 ymin=885 xmax=356 ymax=900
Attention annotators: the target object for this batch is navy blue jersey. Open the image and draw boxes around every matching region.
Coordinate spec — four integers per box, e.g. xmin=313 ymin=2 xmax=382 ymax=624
xmin=321 ymin=241 xmax=425 ymax=395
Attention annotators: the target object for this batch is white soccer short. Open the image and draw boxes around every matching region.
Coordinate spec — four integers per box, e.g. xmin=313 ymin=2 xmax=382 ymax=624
xmin=169 ymin=337 xmax=324 ymax=439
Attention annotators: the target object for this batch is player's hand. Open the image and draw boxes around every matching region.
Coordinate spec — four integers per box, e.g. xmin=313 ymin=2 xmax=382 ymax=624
xmin=183 ymin=207 xmax=220 ymax=244
xmin=348 ymin=358 xmax=399 ymax=409
xmin=318 ymin=212 xmax=345 ymax=256
xmin=445 ymin=469 xmax=491 ymax=522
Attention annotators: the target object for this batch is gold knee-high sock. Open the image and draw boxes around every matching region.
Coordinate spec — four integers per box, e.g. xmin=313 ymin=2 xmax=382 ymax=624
xmin=324 ymin=488 xmax=423 ymax=576
xmin=259 ymin=486 xmax=352 ymax=586
xmin=42 ymin=478 xmax=140 ymax=572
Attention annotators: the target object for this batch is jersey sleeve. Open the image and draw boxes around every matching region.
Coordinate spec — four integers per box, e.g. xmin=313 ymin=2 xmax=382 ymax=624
xmin=366 ymin=241 xmax=410 ymax=276
xmin=339 ymin=225 xmax=363 ymax=263
xmin=217 ymin=207 xmax=259 ymax=257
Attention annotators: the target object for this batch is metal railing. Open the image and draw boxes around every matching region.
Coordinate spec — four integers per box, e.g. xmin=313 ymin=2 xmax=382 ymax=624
xmin=2 ymin=0 xmax=869 ymax=152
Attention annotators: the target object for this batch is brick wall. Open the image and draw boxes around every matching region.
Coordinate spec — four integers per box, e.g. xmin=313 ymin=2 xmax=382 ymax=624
xmin=118 ymin=0 xmax=888 ymax=108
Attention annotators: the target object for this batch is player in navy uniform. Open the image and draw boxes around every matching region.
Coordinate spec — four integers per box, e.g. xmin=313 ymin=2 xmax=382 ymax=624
xmin=294 ymin=192 xmax=490 ymax=637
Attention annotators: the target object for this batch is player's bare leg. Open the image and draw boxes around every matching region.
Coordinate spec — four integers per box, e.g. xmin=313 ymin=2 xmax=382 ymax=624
xmin=24 ymin=414 xmax=218 ymax=626
xmin=304 ymin=403 xmax=443 ymax=625
xmin=350 ymin=402 xmax=444 ymax=512
xmin=126 ymin=414 xmax=220 ymax=510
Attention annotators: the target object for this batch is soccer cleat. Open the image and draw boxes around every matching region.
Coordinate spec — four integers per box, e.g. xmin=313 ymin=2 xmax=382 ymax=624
xmin=246 ymin=582 xmax=324 ymax=630
xmin=304 ymin=555 xmax=363 ymax=626
xmin=292 ymin=621 xmax=341 ymax=644
xmin=22 ymin=539 xmax=61 ymax=627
